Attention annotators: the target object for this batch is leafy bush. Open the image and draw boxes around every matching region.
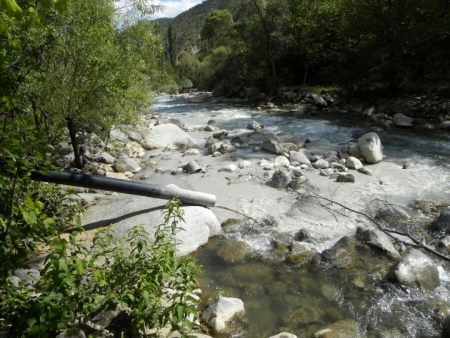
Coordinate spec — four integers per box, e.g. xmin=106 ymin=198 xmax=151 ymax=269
xmin=0 ymin=197 xmax=201 ymax=337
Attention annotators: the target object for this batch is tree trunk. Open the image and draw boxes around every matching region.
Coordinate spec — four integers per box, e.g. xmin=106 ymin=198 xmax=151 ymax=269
xmin=67 ymin=118 xmax=84 ymax=169
xmin=303 ymin=65 xmax=309 ymax=86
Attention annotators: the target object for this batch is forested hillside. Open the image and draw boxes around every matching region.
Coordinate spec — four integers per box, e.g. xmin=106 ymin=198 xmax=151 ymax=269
xmin=164 ymin=0 xmax=450 ymax=96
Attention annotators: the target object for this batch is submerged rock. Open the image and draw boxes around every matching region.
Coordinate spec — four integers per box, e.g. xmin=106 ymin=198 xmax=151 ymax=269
xmin=431 ymin=206 xmax=450 ymax=233
xmin=314 ymin=319 xmax=361 ymax=338
xmin=388 ymin=248 xmax=440 ymax=291
xmin=217 ymin=240 xmax=252 ymax=265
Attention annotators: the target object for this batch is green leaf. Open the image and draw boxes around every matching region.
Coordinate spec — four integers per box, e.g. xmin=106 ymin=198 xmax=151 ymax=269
xmin=1 ymin=0 xmax=22 ymax=17
xmin=52 ymin=238 xmax=67 ymax=251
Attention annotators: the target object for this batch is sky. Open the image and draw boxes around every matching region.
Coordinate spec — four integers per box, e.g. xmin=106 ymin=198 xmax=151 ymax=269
xmin=116 ymin=0 xmax=204 ymax=19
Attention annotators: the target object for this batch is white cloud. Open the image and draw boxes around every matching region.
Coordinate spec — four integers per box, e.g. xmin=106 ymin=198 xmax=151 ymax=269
xmin=115 ymin=0 xmax=202 ymax=20
xmin=151 ymin=0 xmax=204 ymax=19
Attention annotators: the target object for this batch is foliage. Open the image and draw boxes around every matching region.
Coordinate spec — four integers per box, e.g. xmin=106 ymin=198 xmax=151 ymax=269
xmin=0 ymin=197 xmax=201 ymax=337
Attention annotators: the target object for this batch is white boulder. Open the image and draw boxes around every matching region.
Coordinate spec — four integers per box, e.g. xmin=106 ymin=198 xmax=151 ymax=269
xmin=358 ymin=132 xmax=383 ymax=163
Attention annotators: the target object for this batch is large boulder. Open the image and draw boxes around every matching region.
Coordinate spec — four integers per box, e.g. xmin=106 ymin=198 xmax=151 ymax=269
xmin=202 ymin=297 xmax=247 ymax=337
xmin=247 ymin=120 xmax=264 ymax=131
xmin=143 ymin=123 xmax=196 ymax=148
xmin=431 ymin=207 xmax=450 ymax=233
xmin=81 ymin=194 xmax=222 ymax=257
xmin=358 ymin=132 xmax=383 ymax=163
xmin=113 ymin=155 xmax=141 ymax=173
xmin=262 ymin=139 xmax=287 ymax=155
xmin=94 ymin=152 xmax=115 ymax=164
xmin=393 ymin=113 xmax=414 ymax=128
xmin=355 ymin=227 xmax=400 ymax=258
xmin=289 ymin=150 xmax=311 ymax=166
xmin=388 ymin=248 xmax=440 ymax=291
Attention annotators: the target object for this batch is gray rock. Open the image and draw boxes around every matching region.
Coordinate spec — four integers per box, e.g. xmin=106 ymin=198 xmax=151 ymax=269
xmin=157 ymin=117 xmax=185 ymax=130
xmin=81 ymin=194 xmax=222 ymax=257
xmin=439 ymin=121 xmax=450 ymax=129
xmin=357 ymin=167 xmax=373 ymax=176
xmin=358 ymin=132 xmax=383 ymax=163
xmin=202 ymin=297 xmax=247 ymax=336
xmin=205 ymin=125 xmax=218 ymax=132
xmin=12 ymin=268 xmax=40 ymax=286
xmin=355 ymin=227 xmax=400 ymax=258
xmin=94 ymin=152 xmax=115 ymax=164
xmin=389 ymin=248 xmax=440 ymax=291
xmin=269 ymin=333 xmax=297 ymax=338
xmin=184 ymin=149 xmax=200 ymax=156
xmin=321 ymin=236 xmax=357 ymax=269
xmin=205 ymin=136 xmax=215 ymax=149
xmin=432 ymin=207 xmax=450 ymax=233
xmin=319 ymin=168 xmax=334 ymax=177
xmin=143 ymin=123 xmax=196 ymax=148
xmin=346 ymin=156 xmax=363 ymax=170
xmin=294 ymin=229 xmax=316 ymax=243
xmin=289 ymin=150 xmax=311 ymax=166
xmin=289 ymin=176 xmax=309 ymax=190
xmin=270 ymin=169 xmax=292 ymax=188
xmin=262 ymin=139 xmax=287 ymax=155
xmin=213 ymin=131 xmax=228 ymax=140
xmin=218 ymin=143 xmax=236 ymax=154
xmin=344 ymin=99 xmax=365 ymax=113
xmin=310 ymin=94 xmax=328 ymax=108
xmin=275 ymin=156 xmax=290 ymax=167
xmin=110 ymin=127 xmax=131 ymax=144
xmin=313 ymin=159 xmax=329 ymax=169
xmin=247 ymin=120 xmax=264 ymax=131
xmin=217 ymin=241 xmax=252 ymax=265
xmin=113 ymin=155 xmax=141 ymax=173
xmin=393 ymin=113 xmax=414 ymax=128
xmin=349 ymin=144 xmax=362 ymax=158
xmin=238 ymin=160 xmax=252 ymax=169
xmin=139 ymin=138 xmax=159 ymax=150
xmin=219 ymin=164 xmax=238 ymax=173
xmin=336 ymin=173 xmax=355 ymax=183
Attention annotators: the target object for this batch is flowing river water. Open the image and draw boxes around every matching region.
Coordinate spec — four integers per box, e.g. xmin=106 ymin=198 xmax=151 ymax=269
xmin=151 ymin=95 xmax=450 ymax=337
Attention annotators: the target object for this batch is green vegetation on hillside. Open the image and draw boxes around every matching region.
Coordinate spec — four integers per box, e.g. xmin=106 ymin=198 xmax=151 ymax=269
xmin=163 ymin=0 xmax=450 ymax=95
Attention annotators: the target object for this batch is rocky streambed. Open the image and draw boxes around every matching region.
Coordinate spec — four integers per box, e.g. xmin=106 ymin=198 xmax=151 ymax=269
xmin=53 ymin=93 xmax=450 ymax=337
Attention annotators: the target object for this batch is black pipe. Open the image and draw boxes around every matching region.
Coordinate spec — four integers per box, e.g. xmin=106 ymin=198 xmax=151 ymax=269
xmin=31 ymin=171 xmax=216 ymax=207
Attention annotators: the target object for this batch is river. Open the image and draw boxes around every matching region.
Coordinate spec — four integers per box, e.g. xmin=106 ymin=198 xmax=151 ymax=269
xmin=151 ymin=95 xmax=450 ymax=337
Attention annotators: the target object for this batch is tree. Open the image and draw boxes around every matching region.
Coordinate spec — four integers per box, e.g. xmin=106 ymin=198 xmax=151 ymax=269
xmin=168 ymin=24 xmax=178 ymax=68
xmin=22 ymin=0 xmax=159 ymax=168
xmin=201 ymin=9 xmax=233 ymax=52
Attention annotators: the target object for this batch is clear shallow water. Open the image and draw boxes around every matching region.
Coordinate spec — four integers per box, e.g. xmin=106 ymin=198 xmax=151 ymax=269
xmin=153 ymin=95 xmax=450 ymax=337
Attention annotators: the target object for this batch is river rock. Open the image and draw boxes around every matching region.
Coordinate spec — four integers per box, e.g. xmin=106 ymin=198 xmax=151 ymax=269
xmin=439 ymin=121 xmax=450 ymax=129
xmin=270 ymin=169 xmax=292 ymax=188
xmin=238 ymin=161 xmax=252 ymax=169
xmin=358 ymin=132 xmax=383 ymax=163
xmin=213 ymin=131 xmax=228 ymax=140
xmin=313 ymin=159 xmax=329 ymax=169
xmin=313 ymin=319 xmax=361 ymax=338
xmin=262 ymin=139 xmax=287 ymax=155
xmin=393 ymin=113 xmax=414 ymax=128
xmin=357 ymin=167 xmax=373 ymax=176
xmin=81 ymin=194 xmax=222 ymax=257
xmin=310 ymin=94 xmax=328 ymax=108
xmin=205 ymin=125 xmax=217 ymax=132
xmin=124 ymin=141 xmax=146 ymax=158
xmin=11 ymin=268 xmax=40 ymax=286
xmin=247 ymin=121 xmax=264 ymax=131
xmin=335 ymin=173 xmax=355 ymax=183
xmin=321 ymin=236 xmax=357 ymax=269
xmin=218 ymin=142 xmax=236 ymax=154
xmin=139 ymin=138 xmax=159 ymax=150
xmin=269 ymin=333 xmax=297 ymax=338
xmin=431 ymin=207 xmax=450 ymax=233
xmin=289 ymin=176 xmax=309 ymax=189
xmin=217 ymin=240 xmax=252 ymax=265
xmin=205 ymin=136 xmax=215 ymax=149
xmin=348 ymin=144 xmax=362 ymax=158
xmin=346 ymin=157 xmax=363 ymax=170
xmin=388 ymin=248 xmax=440 ymax=291
xmin=275 ymin=156 xmax=290 ymax=167
xmin=355 ymin=227 xmax=400 ymax=258
xmin=202 ymin=297 xmax=247 ymax=337
xmin=344 ymin=99 xmax=365 ymax=113
xmin=94 ymin=152 xmax=115 ymax=164
xmin=113 ymin=155 xmax=141 ymax=173
xmin=219 ymin=164 xmax=238 ymax=173
xmin=156 ymin=117 xmax=185 ymax=130
xmin=143 ymin=123 xmax=196 ymax=148
xmin=110 ymin=127 xmax=131 ymax=144
xmin=319 ymin=168 xmax=334 ymax=177
xmin=184 ymin=149 xmax=200 ymax=156
xmin=289 ymin=150 xmax=311 ymax=166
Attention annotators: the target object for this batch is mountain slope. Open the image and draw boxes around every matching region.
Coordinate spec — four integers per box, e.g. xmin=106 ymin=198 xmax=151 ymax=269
xmin=167 ymin=0 xmax=242 ymax=54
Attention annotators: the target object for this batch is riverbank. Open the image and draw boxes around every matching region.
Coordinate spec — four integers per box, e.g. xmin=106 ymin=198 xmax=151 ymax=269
xmin=66 ymin=93 xmax=450 ymax=337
